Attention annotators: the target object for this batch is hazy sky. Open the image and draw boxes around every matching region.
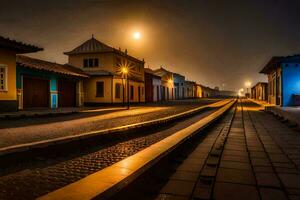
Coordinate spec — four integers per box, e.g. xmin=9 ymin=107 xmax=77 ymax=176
xmin=1 ymin=0 xmax=300 ymax=91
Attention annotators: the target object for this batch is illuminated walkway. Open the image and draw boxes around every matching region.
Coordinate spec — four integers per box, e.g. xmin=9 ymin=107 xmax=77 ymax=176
xmin=156 ymin=100 xmax=300 ymax=200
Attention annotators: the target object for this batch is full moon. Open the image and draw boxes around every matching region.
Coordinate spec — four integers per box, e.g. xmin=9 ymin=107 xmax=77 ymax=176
xmin=133 ymin=32 xmax=141 ymax=40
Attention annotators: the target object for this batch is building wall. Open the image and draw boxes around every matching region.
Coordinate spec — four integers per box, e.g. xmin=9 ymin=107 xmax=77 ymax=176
xmin=145 ymin=72 xmax=154 ymax=102
xmin=282 ymin=63 xmax=300 ymax=106
xmin=251 ymin=83 xmax=268 ymax=101
xmin=83 ymin=76 xmax=113 ymax=103
xmin=267 ymin=67 xmax=281 ymax=105
xmin=196 ymin=85 xmax=202 ymax=98
xmin=173 ymin=74 xmax=185 ymax=99
xmin=153 ymin=77 xmax=162 ymax=102
xmin=161 ymin=80 xmax=174 ymax=100
xmin=16 ymin=66 xmax=83 ymax=109
xmin=185 ymin=82 xmax=195 ymax=98
xmin=84 ymin=76 xmax=145 ymax=104
xmin=0 ymin=49 xmax=18 ymax=111
xmin=68 ymin=53 xmax=114 ymax=73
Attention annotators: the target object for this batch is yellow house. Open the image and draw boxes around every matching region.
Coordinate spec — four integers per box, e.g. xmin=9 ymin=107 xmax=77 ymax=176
xmin=0 ymin=36 xmax=42 ymax=112
xmin=64 ymin=36 xmax=145 ymax=104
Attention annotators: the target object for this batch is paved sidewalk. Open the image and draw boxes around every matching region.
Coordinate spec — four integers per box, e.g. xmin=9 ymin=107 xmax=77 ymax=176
xmin=156 ymin=100 xmax=300 ymax=200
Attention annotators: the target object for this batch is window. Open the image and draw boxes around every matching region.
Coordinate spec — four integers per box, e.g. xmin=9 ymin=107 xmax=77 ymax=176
xmin=83 ymin=58 xmax=99 ymax=68
xmin=0 ymin=65 xmax=7 ymax=91
xmin=115 ymin=83 xmax=121 ymax=99
xmin=89 ymin=59 xmax=93 ymax=67
xmin=130 ymin=85 xmax=134 ymax=100
xmin=83 ymin=59 xmax=88 ymax=68
xmin=94 ymin=59 xmax=99 ymax=67
xmin=96 ymin=81 xmax=104 ymax=97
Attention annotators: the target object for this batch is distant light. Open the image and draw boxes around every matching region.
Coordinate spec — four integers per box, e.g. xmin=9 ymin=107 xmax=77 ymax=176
xmin=133 ymin=32 xmax=141 ymax=40
xmin=245 ymin=81 xmax=251 ymax=88
xmin=168 ymin=79 xmax=173 ymax=84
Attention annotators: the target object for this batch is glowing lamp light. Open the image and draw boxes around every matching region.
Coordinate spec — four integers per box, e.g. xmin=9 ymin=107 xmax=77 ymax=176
xmin=245 ymin=81 xmax=251 ymax=88
xmin=168 ymin=79 xmax=173 ymax=84
xmin=133 ymin=32 xmax=141 ymax=40
xmin=122 ymin=67 xmax=128 ymax=74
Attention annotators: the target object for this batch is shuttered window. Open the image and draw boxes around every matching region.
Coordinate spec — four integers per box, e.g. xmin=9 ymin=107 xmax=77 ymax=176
xmin=115 ymin=83 xmax=121 ymax=99
xmin=0 ymin=65 xmax=7 ymax=91
xmin=83 ymin=58 xmax=99 ymax=68
xmin=96 ymin=81 xmax=104 ymax=97
xmin=130 ymin=85 xmax=134 ymax=100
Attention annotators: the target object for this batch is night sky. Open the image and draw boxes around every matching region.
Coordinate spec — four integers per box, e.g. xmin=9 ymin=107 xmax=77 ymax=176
xmin=1 ymin=0 xmax=300 ymax=91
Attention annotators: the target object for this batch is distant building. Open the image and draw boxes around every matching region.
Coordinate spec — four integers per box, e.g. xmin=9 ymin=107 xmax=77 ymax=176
xmin=185 ymin=81 xmax=196 ymax=98
xmin=201 ymin=85 xmax=213 ymax=97
xmin=196 ymin=83 xmax=203 ymax=98
xmin=0 ymin=36 xmax=42 ymax=112
xmin=144 ymin=68 xmax=162 ymax=102
xmin=251 ymin=82 xmax=268 ymax=101
xmin=65 ymin=36 xmax=145 ymax=104
xmin=153 ymin=67 xmax=174 ymax=101
xmin=16 ymin=56 xmax=87 ymax=109
xmin=173 ymin=73 xmax=185 ymax=99
xmin=260 ymin=55 xmax=300 ymax=106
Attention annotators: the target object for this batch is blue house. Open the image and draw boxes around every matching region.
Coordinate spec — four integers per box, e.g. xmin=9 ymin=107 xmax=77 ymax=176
xmin=173 ymin=73 xmax=186 ymax=99
xmin=16 ymin=55 xmax=88 ymax=109
xmin=260 ymin=55 xmax=300 ymax=107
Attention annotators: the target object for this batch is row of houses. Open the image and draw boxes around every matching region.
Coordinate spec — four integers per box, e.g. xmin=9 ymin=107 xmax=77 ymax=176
xmin=251 ymin=55 xmax=300 ymax=107
xmin=0 ymin=35 xmax=235 ymax=112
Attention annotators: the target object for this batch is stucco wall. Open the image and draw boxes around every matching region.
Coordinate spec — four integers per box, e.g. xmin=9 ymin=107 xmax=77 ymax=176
xmin=0 ymin=49 xmax=16 ymax=101
xmin=83 ymin=76 xmax=113 ymax=103
xmin=68 ymin=53 xmax=114 ymax=73
xmin=282 ymin=63 xmax=300 ymax=106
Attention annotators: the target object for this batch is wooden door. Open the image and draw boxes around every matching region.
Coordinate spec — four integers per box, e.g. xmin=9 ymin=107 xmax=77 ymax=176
xmin=23 ymin=77 xmax=49 ymax=108
xmin=58 ymin=80 xmax=76 ymax=107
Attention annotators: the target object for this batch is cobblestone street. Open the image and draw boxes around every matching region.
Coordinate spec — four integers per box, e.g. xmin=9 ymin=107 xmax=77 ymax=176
xmin=0 ymin=99 xmax=218 ymax=148
xmin=0 ymin=106 xmax=216 ymax=200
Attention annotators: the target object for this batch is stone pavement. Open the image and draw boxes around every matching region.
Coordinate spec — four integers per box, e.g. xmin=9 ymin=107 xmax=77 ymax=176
xmin=0 ymin=99 xmax=218 ymax=149
xmin=156 ymin=99 xmax=300 ymax=200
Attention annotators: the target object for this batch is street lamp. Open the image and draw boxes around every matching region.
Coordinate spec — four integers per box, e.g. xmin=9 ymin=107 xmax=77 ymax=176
xmin=122 ymin=67 xmax=130 ymax=110
xmin=245 ymin=81 xmax=251 ymax=98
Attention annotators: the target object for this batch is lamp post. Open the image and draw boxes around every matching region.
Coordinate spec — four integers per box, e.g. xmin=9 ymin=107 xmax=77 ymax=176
xmin=245 ymin=81 xmax=251 ymax=98
xmin=122 ymin=67 xmax=130 ymax=109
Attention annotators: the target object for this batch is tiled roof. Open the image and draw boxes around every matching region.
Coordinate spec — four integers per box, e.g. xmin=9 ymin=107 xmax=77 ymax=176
xmin=251 ymin=82 xmax=268 ymax=89
xmin=153 ymin=67 xmax=173 ymax=77
xmin=64 ymin=37 xmax=114 ymax=55
xmin=260 ymin=55 xmax=300 ymax=74
xmin=0 ymin=36 xmax=43 ymax=53
xmin=64 ymin=36 xmax=145 ymax=64
xmin=85 ymin=70 xmax=115 ymax=76
xmin=17 ymin=55 xmax=88 ymax=77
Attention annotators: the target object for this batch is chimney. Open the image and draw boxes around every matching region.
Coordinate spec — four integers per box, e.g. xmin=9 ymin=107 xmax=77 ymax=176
xmin=125 ymin=49 xmax=128 ymax=54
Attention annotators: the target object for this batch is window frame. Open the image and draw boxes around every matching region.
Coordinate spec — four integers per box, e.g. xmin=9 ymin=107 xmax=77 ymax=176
xmin=130 ymin=85 xmax=134 ymax=100
xmin=96 ymin=81 xmax=104 ymax=97
xmin=83 ymin=59 xmax=89 ymax=68
xmin=94 ymin=58 xmax=99 ymax=67
xmin=0 ymin=64 xmax=8 ymax=92
xmin=115 ymin=83 xmax=121 ymax=99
